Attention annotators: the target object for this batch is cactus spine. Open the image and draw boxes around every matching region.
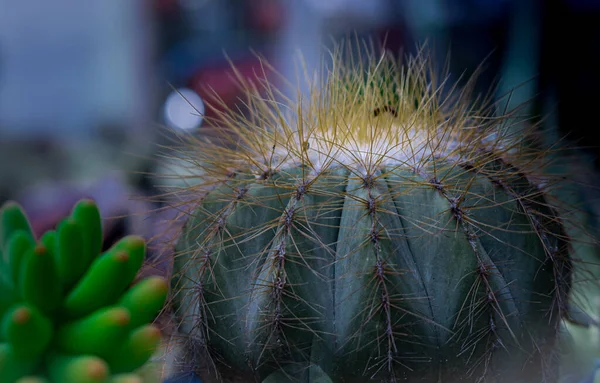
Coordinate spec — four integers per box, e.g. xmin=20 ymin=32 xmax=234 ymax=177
xmin=166 ymin=45 xmax=573 ymax=382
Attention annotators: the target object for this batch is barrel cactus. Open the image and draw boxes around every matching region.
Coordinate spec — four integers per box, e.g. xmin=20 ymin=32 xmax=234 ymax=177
xmin=0 ymin=199 xmax=168 ymax=382
xmin=165 ymin=46 xmax=575 ymax=382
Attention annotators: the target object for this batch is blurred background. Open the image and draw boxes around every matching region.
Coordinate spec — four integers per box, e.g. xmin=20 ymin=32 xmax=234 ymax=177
xmin=0 ymin=0 xmax=599 ymax=276
xmin=1 ymin=0 xmax=600 ymax=381
xmin=1 ymin=0 xmax=599 ymax=274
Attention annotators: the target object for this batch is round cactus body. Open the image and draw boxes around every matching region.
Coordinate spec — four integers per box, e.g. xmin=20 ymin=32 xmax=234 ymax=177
xmin=168 ymin=46 xmax=572 ymax=382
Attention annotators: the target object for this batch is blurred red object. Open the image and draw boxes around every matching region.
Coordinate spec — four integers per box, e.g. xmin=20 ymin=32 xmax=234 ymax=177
xmin=188 ymin=56 xmax=276 ymax=119
xmin=154 ymin=0 xmax=178 ymax=13
xmin=250 ymin=0 xmax=285 ymax=32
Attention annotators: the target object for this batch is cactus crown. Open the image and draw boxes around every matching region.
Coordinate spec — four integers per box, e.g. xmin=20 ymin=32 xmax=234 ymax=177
xmin=162 ymin=43 xmax=574 ymax=383
xmin=171 ymin=44 xmax=548 ymax=186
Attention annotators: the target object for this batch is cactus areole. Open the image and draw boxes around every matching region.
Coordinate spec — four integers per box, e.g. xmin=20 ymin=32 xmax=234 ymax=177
xmin=169 ymin=46 xmax=572 ymax=382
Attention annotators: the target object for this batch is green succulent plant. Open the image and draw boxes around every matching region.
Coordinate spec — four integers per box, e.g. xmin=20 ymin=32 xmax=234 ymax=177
xmin=0 ymin=199 xmax=168 ymax=383
xmin=161 ymin=46 xmax=584 ymax=383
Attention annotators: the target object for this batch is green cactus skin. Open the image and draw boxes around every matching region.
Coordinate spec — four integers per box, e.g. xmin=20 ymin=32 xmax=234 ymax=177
xmin=172 ymin=162 xmax=569 ymax=383
xmin=0 ymin=199 xmax=168 ymax=383
xmin=166 ymin=46 xmax=574 ymax=383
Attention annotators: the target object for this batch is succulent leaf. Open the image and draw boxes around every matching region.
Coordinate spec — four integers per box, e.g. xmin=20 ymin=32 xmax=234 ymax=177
xmin=0 ymin=199 xmax=167 ymax=382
